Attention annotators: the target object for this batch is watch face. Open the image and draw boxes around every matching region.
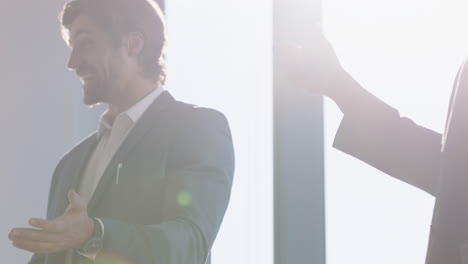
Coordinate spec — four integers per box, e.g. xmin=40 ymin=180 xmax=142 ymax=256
xmin=83 ymin=237 xmax=103 ymax=255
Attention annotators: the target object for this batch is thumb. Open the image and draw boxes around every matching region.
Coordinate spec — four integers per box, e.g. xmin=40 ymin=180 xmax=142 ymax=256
xmin=67 ymin=189 xmax=86 ymax=210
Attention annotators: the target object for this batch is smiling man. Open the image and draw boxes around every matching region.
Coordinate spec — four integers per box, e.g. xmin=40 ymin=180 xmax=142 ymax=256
xmin=8 ymin=0 xmax=235 ymax=263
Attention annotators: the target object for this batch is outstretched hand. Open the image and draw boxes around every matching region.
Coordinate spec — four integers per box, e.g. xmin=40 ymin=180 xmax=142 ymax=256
xmin=9 ymin=190 xmax=94 ymax=253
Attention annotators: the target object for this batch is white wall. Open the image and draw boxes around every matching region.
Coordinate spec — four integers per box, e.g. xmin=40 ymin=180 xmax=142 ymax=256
xmin=1 ymin=0 xmax=101 ymax=262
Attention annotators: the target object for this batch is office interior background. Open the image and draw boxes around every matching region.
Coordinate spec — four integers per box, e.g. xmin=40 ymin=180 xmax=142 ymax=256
xmin=1 ymin=0 xmax=467 ymax=263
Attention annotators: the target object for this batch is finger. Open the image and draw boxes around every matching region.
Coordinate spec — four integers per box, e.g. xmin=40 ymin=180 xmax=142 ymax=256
xmin=12 ymin=239 xmax=59 ymax=254
xmin=29 ymin=218 xmax=65 ymax=233
xmin=67 ymin=189 xmax=76 ymax=207
xmin=68 ymin=189 xmax=86 ymax=210
xmin=9 ymin=228 xmax=62 ymax=243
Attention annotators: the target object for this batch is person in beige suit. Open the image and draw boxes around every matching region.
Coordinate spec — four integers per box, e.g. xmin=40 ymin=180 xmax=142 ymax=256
xmin=295 ymin=37 xmax=468 ymax=264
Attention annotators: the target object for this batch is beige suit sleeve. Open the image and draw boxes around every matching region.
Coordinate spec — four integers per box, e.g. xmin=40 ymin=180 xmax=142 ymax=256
xmin=331 ymin=72 xmax=442 ymax=196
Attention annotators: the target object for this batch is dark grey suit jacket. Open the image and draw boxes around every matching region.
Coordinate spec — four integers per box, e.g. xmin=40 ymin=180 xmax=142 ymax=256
xmin=333 ymin=62 xmax=468 ymax=264
xmin=29 ymin=91 xmax=235 ymax=264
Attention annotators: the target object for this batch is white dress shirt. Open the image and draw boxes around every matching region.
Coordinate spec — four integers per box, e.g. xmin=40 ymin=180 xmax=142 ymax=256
xmin=66 ymin=87 xmax=164 ymax=262
xmin=78 ymin=87 xmax=164 ymax=204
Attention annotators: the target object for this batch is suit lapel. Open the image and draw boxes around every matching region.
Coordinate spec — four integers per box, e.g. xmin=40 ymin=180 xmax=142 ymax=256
xmin=87 ymin=91 xmax=175 ymax=213
xmin=53 ymin=133 xmax=98 ymax=218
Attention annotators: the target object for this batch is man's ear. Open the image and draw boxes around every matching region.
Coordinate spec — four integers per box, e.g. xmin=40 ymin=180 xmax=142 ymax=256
xmin=122 ymin=32 xmax=145 ymax=58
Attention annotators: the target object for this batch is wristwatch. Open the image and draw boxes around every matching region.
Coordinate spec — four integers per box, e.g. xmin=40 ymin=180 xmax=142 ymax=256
xmin=78 ymin=217 xmax=104 ymax=257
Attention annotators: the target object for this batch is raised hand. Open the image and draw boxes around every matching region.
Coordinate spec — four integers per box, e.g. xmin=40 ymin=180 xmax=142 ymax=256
xmin=284 ymin=33 xmax=344 ymax=97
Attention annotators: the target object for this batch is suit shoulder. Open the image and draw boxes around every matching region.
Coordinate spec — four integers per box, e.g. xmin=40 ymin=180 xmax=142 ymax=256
xmin=60 ymin=131 xmax=97 ymax=162
xmin=169 ymin=101 xmax=229 ymax=125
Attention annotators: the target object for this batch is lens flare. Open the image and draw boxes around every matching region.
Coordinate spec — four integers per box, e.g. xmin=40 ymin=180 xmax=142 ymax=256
xmin=177 ymin=191 xmax=192 ymax=207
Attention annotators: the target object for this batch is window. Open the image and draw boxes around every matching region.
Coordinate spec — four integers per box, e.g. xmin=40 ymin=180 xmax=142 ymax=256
xmin=165 ymin=0 xmax=274 ymax=263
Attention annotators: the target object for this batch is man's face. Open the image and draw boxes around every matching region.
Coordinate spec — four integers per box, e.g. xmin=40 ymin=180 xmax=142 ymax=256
xmin=67 ymin=15 xmax=126 ymax=106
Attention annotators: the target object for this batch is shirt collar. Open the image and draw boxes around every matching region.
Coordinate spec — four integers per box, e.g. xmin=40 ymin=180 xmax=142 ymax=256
xmin=97 ymin=87 xmax=165 ymax=139
xmin=126 ymin=87 xmax=165 ymax=123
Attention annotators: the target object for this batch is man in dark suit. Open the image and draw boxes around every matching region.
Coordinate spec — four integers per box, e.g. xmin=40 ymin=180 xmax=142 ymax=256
xmin=7 ymin=0 xmax=235 ymax=263
xmin=293 ymin=38 xmax=468 ymax=263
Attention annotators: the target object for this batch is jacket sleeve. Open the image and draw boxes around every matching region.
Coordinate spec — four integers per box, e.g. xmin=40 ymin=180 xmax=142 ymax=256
xmin=98 ymin=108 xmax=235 ymax=264
xmin=331 ymin=71 xmax=442 ymax=196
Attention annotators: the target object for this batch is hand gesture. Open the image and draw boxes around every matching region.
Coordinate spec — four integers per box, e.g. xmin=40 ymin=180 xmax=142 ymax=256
xmin=284 ymin=33 xmax=344 ymax=96
xmin=9 ymin=190 xmax=94 ymax=253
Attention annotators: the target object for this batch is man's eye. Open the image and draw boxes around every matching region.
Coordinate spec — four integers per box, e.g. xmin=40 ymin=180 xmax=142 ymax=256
xmin=79 ymin=41 xmax=93 ymax=51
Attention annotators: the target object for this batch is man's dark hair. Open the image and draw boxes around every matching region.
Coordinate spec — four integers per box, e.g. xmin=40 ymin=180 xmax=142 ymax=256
xmin=60 ymin=0 xmax=167 ymax=84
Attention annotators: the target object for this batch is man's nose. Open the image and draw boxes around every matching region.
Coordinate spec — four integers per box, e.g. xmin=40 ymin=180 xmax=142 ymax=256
xmin=67 ymin=49 xmax=80 ymax=70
